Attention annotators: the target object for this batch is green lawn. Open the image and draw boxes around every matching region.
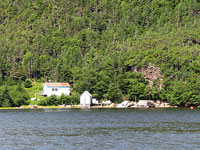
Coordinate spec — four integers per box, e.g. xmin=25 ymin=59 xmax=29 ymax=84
xmin=25 ymin=82 xmax=46 ymax=104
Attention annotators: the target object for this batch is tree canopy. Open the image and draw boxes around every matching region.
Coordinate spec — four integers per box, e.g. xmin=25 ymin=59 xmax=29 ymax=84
xmin=0 ymin=0 xmax=200 ymax=106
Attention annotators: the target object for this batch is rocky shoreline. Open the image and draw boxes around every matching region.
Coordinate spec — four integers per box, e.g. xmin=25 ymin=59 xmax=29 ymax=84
xmin=0 ymin=104 xmax=175 ymax=110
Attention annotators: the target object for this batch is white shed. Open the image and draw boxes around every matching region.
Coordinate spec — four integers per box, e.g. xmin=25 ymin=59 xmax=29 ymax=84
xmin=80 ymin=91 xmax=92 ymax=106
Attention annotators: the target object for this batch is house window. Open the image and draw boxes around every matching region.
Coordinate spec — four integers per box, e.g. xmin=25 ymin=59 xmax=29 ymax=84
xmin=52 ymin=88 xmax=58 ymax=91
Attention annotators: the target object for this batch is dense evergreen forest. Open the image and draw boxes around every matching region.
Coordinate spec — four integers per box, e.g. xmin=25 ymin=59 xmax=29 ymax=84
xmin=0 ymin=0 xmax=200 ymax=106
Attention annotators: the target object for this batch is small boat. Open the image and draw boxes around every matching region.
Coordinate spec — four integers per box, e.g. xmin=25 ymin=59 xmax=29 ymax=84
xmin=116 ymin=101 xmax=129 ymax=108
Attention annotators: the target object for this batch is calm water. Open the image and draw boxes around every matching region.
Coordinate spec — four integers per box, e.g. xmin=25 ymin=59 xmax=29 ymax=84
xmin=0 ymin=108 xmax=200 ymax=150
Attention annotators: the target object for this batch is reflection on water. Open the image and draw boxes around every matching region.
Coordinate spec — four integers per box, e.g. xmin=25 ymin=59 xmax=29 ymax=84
xmin=0 ymin=108 xmax=200 ymax=150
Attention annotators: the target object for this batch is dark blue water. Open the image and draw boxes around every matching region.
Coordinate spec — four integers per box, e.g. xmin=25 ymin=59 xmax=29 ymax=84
xmin=0 ymin=108 xmax=199 ymax=150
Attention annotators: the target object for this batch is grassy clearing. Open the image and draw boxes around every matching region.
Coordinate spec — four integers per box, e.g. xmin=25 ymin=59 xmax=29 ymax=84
xmin=0 ymin=105 xmax=81 ymax=109
xmin=25 ymin=82 xmax=46 ymax=105
xmin=0 ymin=107 xmax=20 ymax=109
xmin=25 ymin=82 xmax=43 ymax=98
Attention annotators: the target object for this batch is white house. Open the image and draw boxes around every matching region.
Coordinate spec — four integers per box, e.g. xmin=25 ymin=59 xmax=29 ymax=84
xmin=41 ymin=82 xmax=70 ymax=97
xmin=80 ymin=91 xmax=92 ymax=106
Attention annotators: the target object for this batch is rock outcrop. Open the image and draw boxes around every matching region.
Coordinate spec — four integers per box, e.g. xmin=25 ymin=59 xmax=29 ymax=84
xmin=133 ymin=64 xmax=162 ymax=89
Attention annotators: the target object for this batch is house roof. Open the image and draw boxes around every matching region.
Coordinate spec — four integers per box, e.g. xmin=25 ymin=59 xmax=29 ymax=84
xmin=45 ymin=82 xmax=70 ymax=87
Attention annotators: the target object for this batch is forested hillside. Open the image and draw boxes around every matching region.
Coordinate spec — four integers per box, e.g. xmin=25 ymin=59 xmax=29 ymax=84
xmin=0 ymin=0 xmax=200 ymax=106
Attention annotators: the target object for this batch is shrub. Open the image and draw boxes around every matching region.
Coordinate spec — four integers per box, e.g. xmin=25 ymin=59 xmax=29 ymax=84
xmin=24 ymin=79 xmax=32 ymax=88
xmin=1 ymin=86 xmax=14 ymax=107
xmin=38 ymin=99 xmax=48 ymax=106
xmin=46 ymin=95 xmax=59 ymax=106
xmin=59 ymin=94 xmax=71 ymax=105
xmin=38 ymin=92 xmax=80 ymax=106
xmin=69 ymin=92 xmax=80 ymax=105
xmin=9 ymin=83 xmax=30 ymax=107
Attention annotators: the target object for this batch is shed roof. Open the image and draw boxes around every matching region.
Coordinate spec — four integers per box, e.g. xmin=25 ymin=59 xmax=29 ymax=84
xmin=45 ymin=83 xmax=70 ymax=87
xmin=81 ymin=91 xmax=92 ymax=96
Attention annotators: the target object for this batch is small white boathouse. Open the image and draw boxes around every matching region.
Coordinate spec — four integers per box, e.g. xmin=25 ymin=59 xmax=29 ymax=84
xmin=80 ymin=91 xmax=92 ymax=106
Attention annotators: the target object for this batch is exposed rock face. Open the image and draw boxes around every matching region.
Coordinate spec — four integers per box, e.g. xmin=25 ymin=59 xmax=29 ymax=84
xmin=133 ymin=65 xmax=162 ymax=89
